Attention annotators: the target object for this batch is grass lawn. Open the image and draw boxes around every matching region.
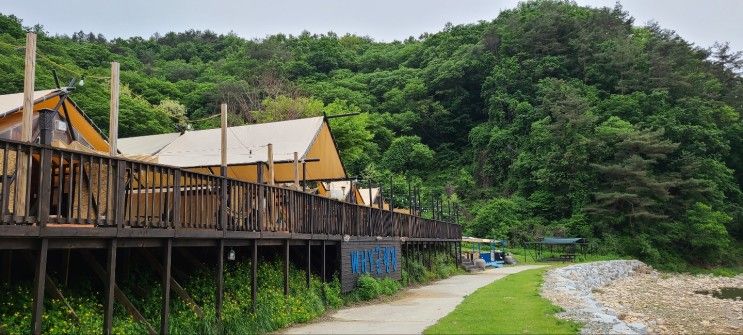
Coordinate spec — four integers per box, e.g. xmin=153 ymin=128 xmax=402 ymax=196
xmin=424 ymin=268 xmax=580 ymax=335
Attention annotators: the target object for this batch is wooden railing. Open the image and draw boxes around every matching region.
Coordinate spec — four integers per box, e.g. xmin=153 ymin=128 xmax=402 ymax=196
xmin=0 ymin=139 xmax=461 ymax=240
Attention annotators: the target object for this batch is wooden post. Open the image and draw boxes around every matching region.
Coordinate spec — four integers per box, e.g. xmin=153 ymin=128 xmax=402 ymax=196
xmin=321 ymin=240 xmax=326 ymax=282
xmin=31 ymin=238 xmax=48 ymax=335
xmin=2 ymin=251 xmax=11 ymax=283
xmin=283 ymin=239 xmax=289 ymax=296
xmin=293 ymin=152 xmax=299 ymax=189
xmin=301 ymin=160 xmax=307 ymax=192
xmin=160 ymin=239 xmax=172 ymax=335
xmin=109 ymin=62 xmax=120 ymax=156
xmin=215 ymin=240 xmax=224 ymax=320
xmin=267 ymin=144 xmax=274 ymax=185
xmin=104 ymin=239 xmax=117 ymax=335
xmin=21 ymin=32 xmax=36 ymax=142
xmin=220 ymin=103 xmax=228 ymax=176
xmin=368 ymin=180 xmax=373 ymax=235
xmin=306 ymin=240 xmax=311 ymax=288
xmin=18 ymin=32 xmax=36 ymax=218
xmin=251 ymin=240 xmax=258 ymax=313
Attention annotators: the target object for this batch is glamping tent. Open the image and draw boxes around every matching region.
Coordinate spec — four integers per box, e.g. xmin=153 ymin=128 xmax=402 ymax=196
xmin=358 ymin=187 xmax=380 ymax=207
xmin=119 ymin=116 xmax=348 ymax=184
xmin=0 ymin=88 xmax=110 ymax=152
xmin=0 ymin=88 xmax=112 ymax=221
xmin=317 ymin=181 xmax=365 ymax=204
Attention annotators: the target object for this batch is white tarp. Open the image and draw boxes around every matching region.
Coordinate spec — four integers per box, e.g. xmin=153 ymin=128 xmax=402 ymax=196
xmin=152 ymin=116 xmax=325 ymax=167
xmin=118 ymin=132 xmax=181 ymax=155
xmin=0 ymin=89 xmax=61 ymax=117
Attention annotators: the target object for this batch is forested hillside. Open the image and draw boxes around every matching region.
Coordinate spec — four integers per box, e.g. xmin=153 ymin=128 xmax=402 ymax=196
xmin=1 ymin=1 xmax=741 ymax=269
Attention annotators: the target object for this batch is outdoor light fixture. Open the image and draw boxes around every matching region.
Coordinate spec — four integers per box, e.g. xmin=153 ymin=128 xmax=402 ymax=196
xmin=343 ymin=234 xmax=351 ymax=242
xmin=228 ymin=248 xmax=236 ymax=261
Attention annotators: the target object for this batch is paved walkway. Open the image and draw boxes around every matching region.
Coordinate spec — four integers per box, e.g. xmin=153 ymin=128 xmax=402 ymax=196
xmin=283 ymin=265 xmax=546 ymax=334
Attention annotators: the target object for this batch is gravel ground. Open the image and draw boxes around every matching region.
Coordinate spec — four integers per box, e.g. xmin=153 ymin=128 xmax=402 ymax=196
xmin=594 ymin=271 xmax=743 ymax=334
xmin=541 ymin=260 xmax=650 ymax=334
xmin=542 ymin=260 xmax=743 ymax=335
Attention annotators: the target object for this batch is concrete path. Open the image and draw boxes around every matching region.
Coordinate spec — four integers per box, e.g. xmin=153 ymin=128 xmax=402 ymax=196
xmin=282 ymin=265 xmax=546 ymax=334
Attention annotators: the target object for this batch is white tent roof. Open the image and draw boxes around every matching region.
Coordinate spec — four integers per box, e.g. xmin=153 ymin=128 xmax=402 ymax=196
xmin=324 ymin=181 xmax=353 ymax=200
xmin=0 ymin=89 xmax=62 ymax=117
xmin=119 ymin=132 xmax=181 ymax=155
xmin=155 ymin=116 xmax=325 ymax=167
xmin=358 ymin=187 xmax=380 ymax=206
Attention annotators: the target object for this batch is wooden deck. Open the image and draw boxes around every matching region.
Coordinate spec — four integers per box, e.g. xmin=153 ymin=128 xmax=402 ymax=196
xmin=0 ymin=138 xmax=463 ymax=335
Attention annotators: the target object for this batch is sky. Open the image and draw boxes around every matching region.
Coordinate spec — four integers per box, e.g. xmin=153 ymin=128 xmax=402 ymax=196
xmin=3 ymin=0 xmax=742 ymax=51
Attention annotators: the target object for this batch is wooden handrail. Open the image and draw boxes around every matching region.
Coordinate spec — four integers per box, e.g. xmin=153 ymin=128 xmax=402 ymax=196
xmin=0 ymin=138 xmax=461 ymax=239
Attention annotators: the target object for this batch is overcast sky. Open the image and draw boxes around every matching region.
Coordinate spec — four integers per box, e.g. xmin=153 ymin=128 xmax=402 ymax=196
xmin=3 ymin=0 xmax=742 ymax=51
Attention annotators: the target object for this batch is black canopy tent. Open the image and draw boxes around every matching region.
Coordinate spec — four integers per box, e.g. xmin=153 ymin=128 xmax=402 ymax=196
xmin=526 ymin=237 xmax=588 ymax=262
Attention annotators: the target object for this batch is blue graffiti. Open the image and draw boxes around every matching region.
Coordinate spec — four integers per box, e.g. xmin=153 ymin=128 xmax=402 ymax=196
xmin=350 ymin=246 xmax=398 ymax=275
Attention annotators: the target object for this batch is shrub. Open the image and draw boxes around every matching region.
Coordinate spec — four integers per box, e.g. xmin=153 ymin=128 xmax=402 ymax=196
xmin=356 ymin=275 xmax=381 ymax=300
xmin=379 ymin=278 xmax=402 ymax=296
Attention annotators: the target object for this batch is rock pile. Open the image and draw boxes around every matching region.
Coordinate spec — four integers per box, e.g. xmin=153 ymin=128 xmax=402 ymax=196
xmin=541 ymin=260 xmax=649 ymax=334
xmin=594 ymin=271 xmax=743 ymax=334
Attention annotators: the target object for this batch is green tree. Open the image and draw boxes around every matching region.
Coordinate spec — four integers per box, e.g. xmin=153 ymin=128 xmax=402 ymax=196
xmin=382 ymin=136 xmax=434 ymax=176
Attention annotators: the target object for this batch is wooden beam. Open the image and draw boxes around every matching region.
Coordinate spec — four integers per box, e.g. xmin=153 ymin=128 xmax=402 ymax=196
xmin=23 ymin=251 xmax=81 ymax=325
xmin=109 ymin=62 xmax=120 ymax=156
xmin=321 ymin=240 xmax=326 ymax=282
xmin=220 ymin=103 xmax=227 ymax=176
xmin=215 ymin=240 xmax=224 ymax=320
xmin=160 ymin=239 xmax=172 ymax=335
xmin=293 ymin=152 xmax=299 ymax=190
xmin=283 ymin=239 xmax=289 ymax=296
xmin=306 ymin=240 xmax=311 ymax=288
xmin=251 ymin=240 xmax=258 ymax=313
xmin=31 ymin=238 xmax=47 ymax=335
xmin=267 ymin=143 xmax=274 ymax=185
xmin=21 ymin=32 xmax=36 ymax=142
xmin=17 ymin=32 xmax=36 ymax=218
xmin=104 ymin=240 xmax=116 ymax=335
xmin=79 ymin=250 xmax=156 ymax=335
xmin=139 ymin=249 xmax=204 ymax=319
xmin=2 ymin=250 xmax=11 ymax=283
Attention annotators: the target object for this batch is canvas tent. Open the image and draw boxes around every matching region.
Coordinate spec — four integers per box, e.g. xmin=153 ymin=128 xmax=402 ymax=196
xmin=118 ymin=132 xmax=181 ymax=155
xmin=119 ymin=116 xmax=347 ymax=183
xmin=0 ymin=88 xmax=112 ymax=220
xmin=0 ymin=88 xmax=110 ymax=152
xmin=318 ymin=181 xmax=364 ymax=204
xmin=358 ymin=187 xmax=380 ymax=206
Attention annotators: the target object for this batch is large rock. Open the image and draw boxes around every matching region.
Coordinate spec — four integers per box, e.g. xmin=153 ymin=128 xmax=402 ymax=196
xmin=473 ymin=258 xmax=486 ymax=270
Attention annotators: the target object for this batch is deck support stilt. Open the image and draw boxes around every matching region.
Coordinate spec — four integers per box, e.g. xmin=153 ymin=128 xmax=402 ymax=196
xmin=104 ymin=239 xmax=117 ymax=335
xmin=31 ymin=238 xmax=48 ymax=335
xmin=252 ymin=240 xmax=258 ymax=313
xmin=215 ymin=239 xmax=224 ymax=321
xmin=80 ymin=250 xmax=157 ymax=335
xmin=321 ymin=240 xmax=326 ymax=282
xmin=62 ymin=249 xmax=71 ymax=287
xmin=306 ymin=240 xmax=311 ymax=288
xmin=2 ymin=250 xmax=11 ymax=283
xmin=404 ymin=242 xmax=408 ymax=285
xmin=160 ymin=239 xmax=172 ymax=335
xmin=283 ymin=240 xmax=289 ymax=296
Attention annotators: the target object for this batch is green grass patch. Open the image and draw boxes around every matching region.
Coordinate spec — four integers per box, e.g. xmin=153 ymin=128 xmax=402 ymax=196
xmin=424 ymin=268 xmax=580 ymax=335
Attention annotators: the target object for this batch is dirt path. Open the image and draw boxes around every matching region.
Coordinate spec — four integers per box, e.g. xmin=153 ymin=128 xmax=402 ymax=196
xmin=281 ymin=265 xmax=546 ymax=334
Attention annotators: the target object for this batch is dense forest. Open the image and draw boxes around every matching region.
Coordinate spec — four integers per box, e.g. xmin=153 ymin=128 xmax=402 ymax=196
xmin=1 ymin=1 xmax=741 ymax=269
